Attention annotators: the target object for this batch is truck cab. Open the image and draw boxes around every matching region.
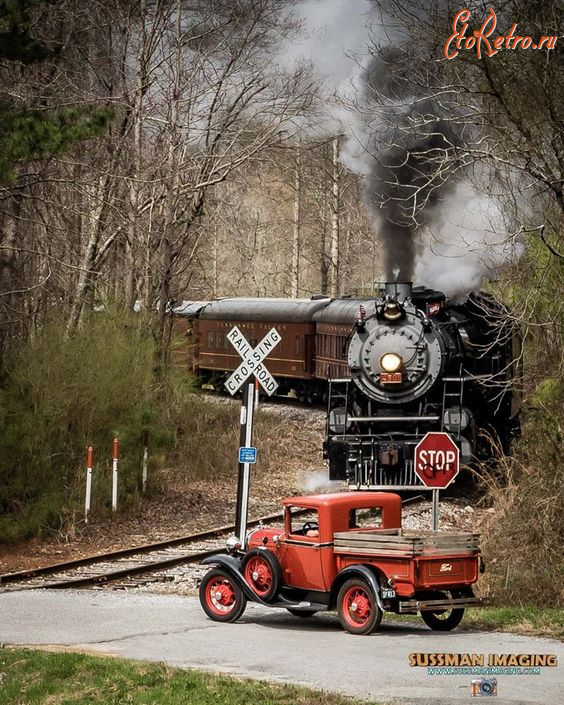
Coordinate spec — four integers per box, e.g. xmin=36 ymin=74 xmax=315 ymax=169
xmin=247 ymin=493 xmax=400 ymax=593
xmin=199 ymin=492 xmax=483 ymax=634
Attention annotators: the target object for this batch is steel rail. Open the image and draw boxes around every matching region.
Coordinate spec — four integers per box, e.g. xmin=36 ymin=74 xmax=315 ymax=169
xmin=23 ymin=546 xmax=224 ymax=590
xmin=1 ymin=496 xmax=425 ymax=591
xmin=0 ymin=508 xmax=289 ymax=586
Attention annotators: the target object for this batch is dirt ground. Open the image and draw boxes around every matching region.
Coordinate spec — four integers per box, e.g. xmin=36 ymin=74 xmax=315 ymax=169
xmin=0 ymin=402 xmax=327 ymax=574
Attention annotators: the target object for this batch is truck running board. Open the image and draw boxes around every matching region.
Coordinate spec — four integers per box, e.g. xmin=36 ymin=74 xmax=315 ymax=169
xmin=269 ymin=598 xmax=328 ymax=612
xmin=398 ymin=596 xmax=483 ymax=613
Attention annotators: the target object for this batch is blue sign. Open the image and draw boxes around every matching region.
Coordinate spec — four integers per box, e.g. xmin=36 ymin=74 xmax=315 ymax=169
xmin=238 ymin=446 xmax=257 ymax=464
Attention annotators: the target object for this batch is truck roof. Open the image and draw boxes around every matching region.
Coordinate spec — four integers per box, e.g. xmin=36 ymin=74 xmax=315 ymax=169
xmin=282 ymin=492 xmax=401 ymax=510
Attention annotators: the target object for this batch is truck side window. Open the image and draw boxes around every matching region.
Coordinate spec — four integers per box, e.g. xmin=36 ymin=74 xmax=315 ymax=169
xmin=288 ymin=507 xmax=319 ymax=536
xmin=349 ymin=507 xmax=382 ymax=529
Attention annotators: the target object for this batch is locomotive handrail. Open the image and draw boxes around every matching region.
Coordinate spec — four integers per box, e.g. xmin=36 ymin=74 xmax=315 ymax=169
xmin=442 ymin=374 xmax=492 ymax=382
xmin=348 ymin=416 xmax=441 ymax=423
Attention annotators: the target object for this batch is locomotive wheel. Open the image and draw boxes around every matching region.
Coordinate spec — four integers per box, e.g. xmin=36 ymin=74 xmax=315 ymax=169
xmin=199 ymin=568 xmax=247 ymax=623
xmin=242 ymin=549 xmax=282 ymax=601
xmin=337 ymin=578 xmax=382 ymax=635
xmin=286 ymin=608 xmax=317 ymax=618
xmin=419 ymin=590 xmax=465 ymax=631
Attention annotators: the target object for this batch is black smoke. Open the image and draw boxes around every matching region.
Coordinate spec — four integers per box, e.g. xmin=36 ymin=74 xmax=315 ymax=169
xmin=363 ymin=46 xmax=467 ymax=281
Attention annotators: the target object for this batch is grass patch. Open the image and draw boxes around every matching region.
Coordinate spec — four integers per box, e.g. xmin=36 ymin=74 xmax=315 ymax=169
xmin=385 ymin=607 xmax=564 ymax=640
xmin=0 ymin=647 xmax=380 ymax=705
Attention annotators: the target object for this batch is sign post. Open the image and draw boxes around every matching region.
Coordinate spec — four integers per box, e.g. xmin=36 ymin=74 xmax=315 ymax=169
xmin=414 ymin=432 xmax=460 ymax=531
xmin=225 ymin=326 xmax=281 ymax=543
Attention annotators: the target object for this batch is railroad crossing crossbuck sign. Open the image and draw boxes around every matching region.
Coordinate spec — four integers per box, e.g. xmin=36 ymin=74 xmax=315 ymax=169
xmin=225 ymin=325 xmax=281 ymax=545
xmin=414 ymin=432 xmax=460 ymax=489
xmin=225 ymin=326 xmax=282 ymax=396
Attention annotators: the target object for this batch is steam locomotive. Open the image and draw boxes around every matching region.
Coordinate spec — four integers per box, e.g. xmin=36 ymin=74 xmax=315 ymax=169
xmin=324 ymin=282 xmax=521 ymax=488
xmin=172 ymin=282 xmax=521 ymax=488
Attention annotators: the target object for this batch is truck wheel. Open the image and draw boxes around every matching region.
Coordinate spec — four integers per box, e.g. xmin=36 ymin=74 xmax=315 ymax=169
xmin=337 ymin=578 xmax=382 ymax=635
xmin=242 ymin=549 xmax=282 ymax=601
xmin=199 ymin=568 xmax=247 ymax=623
xmin=420 ymin=590 xmax=465 ymax=631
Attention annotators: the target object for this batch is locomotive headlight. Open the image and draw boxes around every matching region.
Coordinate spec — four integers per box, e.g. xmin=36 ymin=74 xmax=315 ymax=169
xmin=380 ymin=352 xmax=403 ymax=372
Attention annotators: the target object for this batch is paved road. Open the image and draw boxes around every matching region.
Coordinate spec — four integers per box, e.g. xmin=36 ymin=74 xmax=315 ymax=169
xmin=0 ymin=590 xmax=561 ymax=705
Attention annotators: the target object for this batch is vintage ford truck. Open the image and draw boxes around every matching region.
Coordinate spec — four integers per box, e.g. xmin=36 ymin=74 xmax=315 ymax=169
xmin=199 ymin=492 xmax=483 ymax=634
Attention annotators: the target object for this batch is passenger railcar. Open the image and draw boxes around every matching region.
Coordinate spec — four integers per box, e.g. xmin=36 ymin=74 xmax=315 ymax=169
xmin=192 ymin=298 xmax=329 ymax=402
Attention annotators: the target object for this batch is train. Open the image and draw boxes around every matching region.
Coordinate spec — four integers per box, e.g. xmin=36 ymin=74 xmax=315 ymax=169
xmin=172 ymin=282 xmax=521 ymax=488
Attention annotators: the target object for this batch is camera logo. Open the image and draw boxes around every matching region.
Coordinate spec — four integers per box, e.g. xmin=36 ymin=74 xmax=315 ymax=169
xmin=471 ymin=678 xmax=497 ymax=696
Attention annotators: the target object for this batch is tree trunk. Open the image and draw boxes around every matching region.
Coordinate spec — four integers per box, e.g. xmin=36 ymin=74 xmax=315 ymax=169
xmin=291 ymin=138 xmax=301 ymax=297
xmin=330 ymin=135 xmax=340 ymax=298
xmin=125 ymin=0 xmax=148 ymax=311
xmin=66 ymin=174 xmax=110 ymax=334
xmin=0 ymin=193 xmax=22 ymax=357
xmin=155 ymin=0 xmax=182 ymax=374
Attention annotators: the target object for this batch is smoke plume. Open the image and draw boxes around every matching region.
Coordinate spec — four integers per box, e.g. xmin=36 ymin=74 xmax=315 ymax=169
xmin=278 ymin=1 xmax=523 ymax=296
xmin=361 ymin=46 xmax=469 ymax=282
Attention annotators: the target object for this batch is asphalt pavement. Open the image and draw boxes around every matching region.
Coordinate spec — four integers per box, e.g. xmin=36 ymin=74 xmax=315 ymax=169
xmin=0 ymin=590 xmax=561 ymax=705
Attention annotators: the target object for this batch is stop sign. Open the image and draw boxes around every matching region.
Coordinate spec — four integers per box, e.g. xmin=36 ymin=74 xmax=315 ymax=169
xmin=414 ymin=432 xmax=460 ymax=488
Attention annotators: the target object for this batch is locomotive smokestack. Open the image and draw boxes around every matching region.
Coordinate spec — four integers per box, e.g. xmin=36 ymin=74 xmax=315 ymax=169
xmin=385 ymin=282 xmax=412 ymax=303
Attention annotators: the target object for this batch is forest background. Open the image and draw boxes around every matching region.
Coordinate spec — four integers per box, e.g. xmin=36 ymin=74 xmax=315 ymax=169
xmin=0 ymin=0 xmax=561 ymax=607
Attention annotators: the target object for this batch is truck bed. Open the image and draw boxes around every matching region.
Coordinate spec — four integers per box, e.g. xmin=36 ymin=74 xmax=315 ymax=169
xmin=333 ymin=529 xmax=480 ymax=557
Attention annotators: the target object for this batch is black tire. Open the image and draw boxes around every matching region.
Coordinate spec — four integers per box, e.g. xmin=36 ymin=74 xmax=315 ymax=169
xmin=286 ymin=609 xmax=317 ymax=618
xmin=199 ymin=568 xmax=247 ymax=623
xmin=337 ymin=578 xmax=382 ymax=635
xmin=419 ymin=590 xmax=465 ymax=631
xmin=241 ymin=548 xmax=282 ymax=602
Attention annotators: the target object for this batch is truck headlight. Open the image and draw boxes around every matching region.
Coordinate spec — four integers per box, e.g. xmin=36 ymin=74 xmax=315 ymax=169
xmin=380 ymin=352 xmax=403 ymax=372
xmin=226 ymin=535 xmax=242 ymax=553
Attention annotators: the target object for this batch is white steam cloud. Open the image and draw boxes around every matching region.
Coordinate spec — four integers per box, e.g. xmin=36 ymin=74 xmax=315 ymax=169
xmin=415 ymin=180 xmax=526 ymax=298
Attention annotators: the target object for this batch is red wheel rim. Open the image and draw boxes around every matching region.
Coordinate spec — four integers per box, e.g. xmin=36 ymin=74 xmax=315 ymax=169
xmin=342 ymin=585 xmax=372 ymax=628
xmin=244 ymin=556 xmax=273 ymax=597
xmin=205 ymin=577 xmax=237 ymax=616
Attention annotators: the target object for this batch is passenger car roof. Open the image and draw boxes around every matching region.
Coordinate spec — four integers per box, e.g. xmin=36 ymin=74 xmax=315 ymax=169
xmin=199 ymin=298 xmax=331 ymax=322
xmin=170 ymin=301 xmax=211 ymax=317
xmin=313 ymin=299 xmax=376 ymax=324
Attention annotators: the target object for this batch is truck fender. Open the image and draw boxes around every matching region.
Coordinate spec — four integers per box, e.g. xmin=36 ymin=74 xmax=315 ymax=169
xmin=200 ymin=554 xmax=273 ymax=606
xmin=330 ymin=564 xmax=387 ymax=613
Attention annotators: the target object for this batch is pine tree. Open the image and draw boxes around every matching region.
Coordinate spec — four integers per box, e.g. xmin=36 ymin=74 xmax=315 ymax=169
xmin=0 ymin=0 xmax=113 ymax=182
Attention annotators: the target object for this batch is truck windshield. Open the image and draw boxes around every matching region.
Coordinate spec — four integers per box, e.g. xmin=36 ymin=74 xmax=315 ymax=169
xmin=349 ymin=507 xmax=382 ymax=529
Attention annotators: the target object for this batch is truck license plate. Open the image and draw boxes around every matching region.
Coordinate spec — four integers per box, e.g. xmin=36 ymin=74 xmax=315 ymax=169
xmin=381 ymin=588 xmax=396 ymax=599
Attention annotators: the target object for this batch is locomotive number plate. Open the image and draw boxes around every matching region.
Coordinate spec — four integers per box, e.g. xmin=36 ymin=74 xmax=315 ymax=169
xmin=380 ymin=372 xmax=402 ymax=384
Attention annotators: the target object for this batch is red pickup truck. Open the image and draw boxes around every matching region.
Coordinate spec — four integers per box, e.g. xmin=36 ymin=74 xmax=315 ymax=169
xmin=199 ymin=492 xmax=483 ymax=634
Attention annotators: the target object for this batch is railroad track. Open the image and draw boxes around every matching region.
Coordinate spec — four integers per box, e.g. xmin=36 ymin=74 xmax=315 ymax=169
xmin=0 ymin=510 xmax=293 ymax=593
xmin=0 ymin=496 xmax=425 ymax=593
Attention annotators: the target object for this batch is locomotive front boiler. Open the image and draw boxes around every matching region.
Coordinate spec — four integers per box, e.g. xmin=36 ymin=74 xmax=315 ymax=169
xmin=324 ymin=282 xmax=521 ymax=489
xmin=348 ymin=282 xmax=447 ymax=405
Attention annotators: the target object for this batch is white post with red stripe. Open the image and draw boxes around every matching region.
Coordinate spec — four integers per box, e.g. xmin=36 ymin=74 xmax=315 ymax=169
xmin=112 ymin=437 xmax=119 ymax=512
xmin=85 ymin=446 xmax=93 ymax=523
xmin=141 ymin=430 xmax=149 ymax=494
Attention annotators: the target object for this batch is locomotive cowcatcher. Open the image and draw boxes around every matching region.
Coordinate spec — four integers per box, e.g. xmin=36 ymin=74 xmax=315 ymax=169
xmin=199 ymin=492 xmax=483 ymax=634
